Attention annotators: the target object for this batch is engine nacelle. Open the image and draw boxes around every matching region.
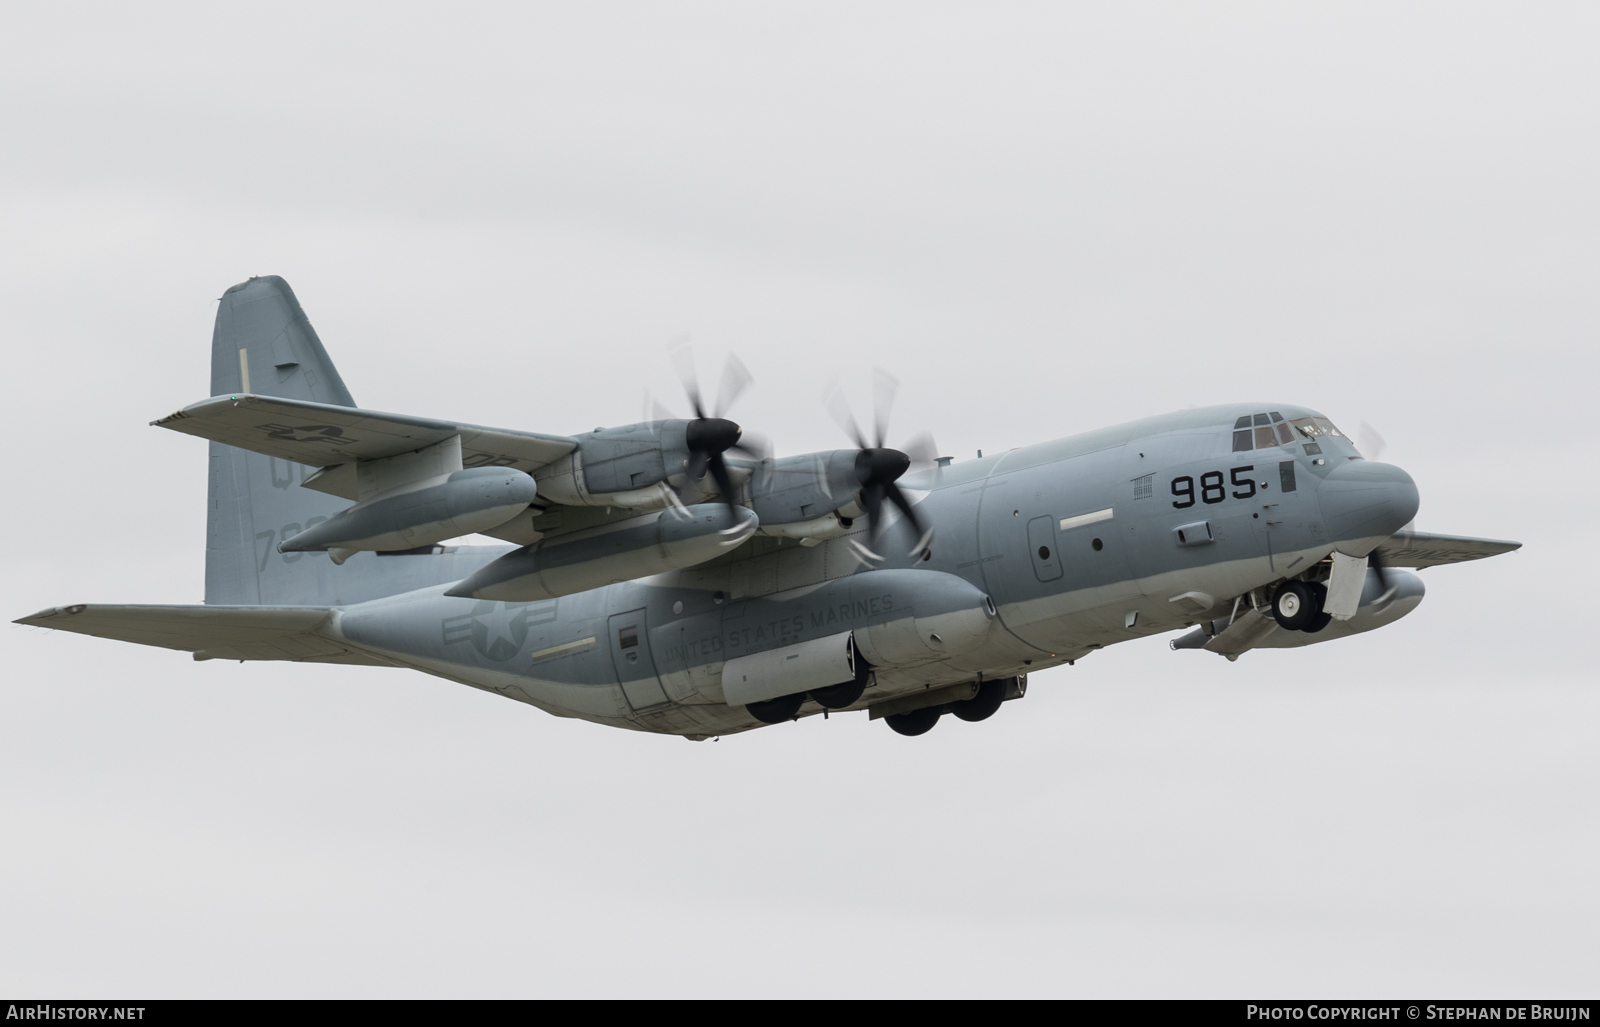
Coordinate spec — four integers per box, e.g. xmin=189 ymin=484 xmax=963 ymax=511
xmin=536 ymin=421 xmax=693 ymax=508
xmin=446 ymin=503 xmax=758 ymax=601
xmin=279 ymin=466 xmax=538 ymax=563
xmin=749 ymin=450 xmax=862 ymax=534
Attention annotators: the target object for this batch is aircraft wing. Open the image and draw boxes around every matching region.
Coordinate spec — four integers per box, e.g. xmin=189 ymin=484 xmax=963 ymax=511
xmin=154 ymin=395 xmax=577 ymax=479
xmin=1371 ymin=530 xmax=1521 ymax=568
xmin=13 ymin=604 xmax=395 ymax=665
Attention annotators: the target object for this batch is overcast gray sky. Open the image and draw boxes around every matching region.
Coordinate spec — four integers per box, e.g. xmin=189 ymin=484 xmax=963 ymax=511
xmin=2 ymin=1 xmax=1595 ymax=997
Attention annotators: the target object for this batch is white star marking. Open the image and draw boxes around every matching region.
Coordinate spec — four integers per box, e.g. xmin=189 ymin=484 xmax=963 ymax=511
xmin=477 ymin=604 xmax=522 ymax=651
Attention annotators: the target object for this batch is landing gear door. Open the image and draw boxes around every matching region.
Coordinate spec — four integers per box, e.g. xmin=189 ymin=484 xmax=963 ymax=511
xmin=608 ymin=609 xmax=671 ymax=712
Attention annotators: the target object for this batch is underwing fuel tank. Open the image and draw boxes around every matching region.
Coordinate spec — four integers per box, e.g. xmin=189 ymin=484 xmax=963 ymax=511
xmin=279 ymin=467 xmax=538 ymax=562
xmin=446 ymin=504 xmax=758 ymax=602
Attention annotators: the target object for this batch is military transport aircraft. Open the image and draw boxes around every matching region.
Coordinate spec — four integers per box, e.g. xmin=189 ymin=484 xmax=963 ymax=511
xmin=16 ymin=277 xmax=1520 ymax=738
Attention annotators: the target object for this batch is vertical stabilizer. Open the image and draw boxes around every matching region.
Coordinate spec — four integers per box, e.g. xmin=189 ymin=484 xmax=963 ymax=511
xmin=205 ymin=277 xmax=356 ymax=605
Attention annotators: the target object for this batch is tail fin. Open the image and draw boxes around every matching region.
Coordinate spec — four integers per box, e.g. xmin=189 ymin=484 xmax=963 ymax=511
xmin=205 ymin=277 xmax=358 ymax=605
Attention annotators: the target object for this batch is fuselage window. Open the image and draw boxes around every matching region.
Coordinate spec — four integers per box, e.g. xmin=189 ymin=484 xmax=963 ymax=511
xmin=1253 ymin=413 xmax=1272 ymax=427
xmin=1274 ymin=422 xmax=1294 ymax=445
xmin=1233 ymin=430 xmax=1253 ymax=452
xmin=619 ymin=625 xmax=639 ymax=649
xmin=1254 ymin=425 xmax=1278 ymax=449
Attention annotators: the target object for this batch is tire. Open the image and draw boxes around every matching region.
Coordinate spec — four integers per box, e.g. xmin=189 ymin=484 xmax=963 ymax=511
xmin=811 ymin=646 xmax=871 ymax=709
xmin=746 ymin=692 xmax=805 ymax=724
xmin=1299 ymin=582 xmax=1330 ymax=633
xmin=1272 ymin=581 xmax=1315 ymax=631
xmin=1301 ymin=611 xmax=1333 ymax=634
xmin=951 ymin=679 xmax=1005 ymax=722
xmin=810 ymin=678 xmax=866 ymax=709
xmin=885 ymin=706 xmax=942 ymax=736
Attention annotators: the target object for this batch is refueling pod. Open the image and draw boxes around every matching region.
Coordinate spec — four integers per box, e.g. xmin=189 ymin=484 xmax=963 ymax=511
xmin=280 ymin=459 xmax=537 ymax=564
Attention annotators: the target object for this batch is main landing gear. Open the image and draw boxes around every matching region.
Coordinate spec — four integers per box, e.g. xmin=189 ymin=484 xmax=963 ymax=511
xmin=745 ymin=648 xmax=872 ymax=724
xmin=1271 ymin=580 xmax=1332 ymax=634
xmin=884 ymin=678 xmax=1010 ymax=736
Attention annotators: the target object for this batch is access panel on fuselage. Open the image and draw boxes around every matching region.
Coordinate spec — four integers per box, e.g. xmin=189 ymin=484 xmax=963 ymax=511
xmin=607 ymin=608 xmax=671 ymax=712
xmin=977 ymin=445 xmax=1141 ymax=628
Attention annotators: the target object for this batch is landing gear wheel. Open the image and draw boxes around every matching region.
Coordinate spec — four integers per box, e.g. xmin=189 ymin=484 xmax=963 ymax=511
xmin=885 ymin=706 xmax=942 ymax=736
xmin=951 ymin=679 xmax=1005 ymax=722
xmin=810 ymin=678 xmax=866 ymax=709
xmin=746 ymin=692 xmax=805 ymax=724
xmin=810 ymin=648 xmax=871 ymax=709
xmin=1271 ymin=581 xmax=1315 ymax=631
xmin=1302 ymin=611 xmax=1333 ymax=633
xmin=1298 ymin=582 xmax=1330 ymax=634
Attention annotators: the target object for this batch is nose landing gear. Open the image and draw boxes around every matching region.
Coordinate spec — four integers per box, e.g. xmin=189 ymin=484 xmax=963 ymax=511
xmin=1272 ymin=580 xmax=1332 ymax=633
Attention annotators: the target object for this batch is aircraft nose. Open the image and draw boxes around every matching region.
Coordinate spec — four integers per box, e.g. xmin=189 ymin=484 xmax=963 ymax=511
xmin=1316 ymin=460 xmax=1420 ymax=553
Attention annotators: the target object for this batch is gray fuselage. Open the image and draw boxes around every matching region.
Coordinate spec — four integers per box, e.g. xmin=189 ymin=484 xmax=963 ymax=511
xmin=330 ymin=402 xmax=1419 ymax=737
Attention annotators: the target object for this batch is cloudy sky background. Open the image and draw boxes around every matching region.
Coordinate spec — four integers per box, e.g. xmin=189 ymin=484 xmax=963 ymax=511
xmin=2 ymin=2 xmax=1595 ymax=997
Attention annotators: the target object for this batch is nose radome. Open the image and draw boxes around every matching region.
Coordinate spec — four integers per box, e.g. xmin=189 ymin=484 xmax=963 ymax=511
xmin=1316 ymin=460 xmax=1420 ymax=554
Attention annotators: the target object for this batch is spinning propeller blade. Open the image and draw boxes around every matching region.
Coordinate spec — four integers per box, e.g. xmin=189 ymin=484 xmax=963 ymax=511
xmin=826 ymin=369 xmax=936 ymax=555
xmin=665 ymin=339 xmax=760 ymax=517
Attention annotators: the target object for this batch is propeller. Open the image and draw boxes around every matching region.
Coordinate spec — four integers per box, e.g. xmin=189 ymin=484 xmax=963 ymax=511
xmin=1357 ymin=422 xmax=1388 ymax=462
xmin=656 ymin=340 xmax=770 ymax=516
xmin=1368 ymin=547 xmax=1397 ymax=610
xmin=824 ymin=368 xmax=937 ymax=556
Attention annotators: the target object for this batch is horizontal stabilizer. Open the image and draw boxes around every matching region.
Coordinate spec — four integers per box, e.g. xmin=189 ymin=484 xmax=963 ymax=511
xmin=1371 ymin=530 xmax=1521 ymax=568
xmin=154 ymin=395 xmax=576 ymax=497
xmin=13 ymin=604 xmax=394 ymax=665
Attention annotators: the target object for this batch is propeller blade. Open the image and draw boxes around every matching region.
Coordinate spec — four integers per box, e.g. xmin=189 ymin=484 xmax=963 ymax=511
xmin=707 ymin=454 xmax=739 ymax=514
xmin=883 ymin=481 xmax=931 ymax=554
xmin=1369 ymin=549 xmax=1396 ymax=609
xmin=728 ymin=431 xmax=773 ymax=462
xmin=686 ymin=449 xmax=710 ymax=482
xmin=669 ymin=337 xmax=707 ymax=420
xmin=1357 ymin=422 xmax=1388 ymax=462
xmin=860 ymin=483 xmax=885 ymax=541
xmin=871 ymin=368 xmax=899 ymax=450
xmin=715 ymin=353 xmax=755 ymax=419
xmin=644 ymin=391 xmax=678 ymax=424
xmin=899 ymin=430 xmax=938 ymax=472
xmin=824 ymin=380 xmax=868 ymax=450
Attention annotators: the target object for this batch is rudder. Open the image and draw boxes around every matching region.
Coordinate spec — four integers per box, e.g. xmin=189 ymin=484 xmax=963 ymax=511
xmin=205 ymin=277 xmax=357 ymax=605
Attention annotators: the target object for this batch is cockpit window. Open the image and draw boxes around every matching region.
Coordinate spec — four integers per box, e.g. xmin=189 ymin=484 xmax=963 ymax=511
xmin=1290 ymin=416 xmax=1346 ymax=440
xmin=1235 ymin=411 xmax=1329 ymax=451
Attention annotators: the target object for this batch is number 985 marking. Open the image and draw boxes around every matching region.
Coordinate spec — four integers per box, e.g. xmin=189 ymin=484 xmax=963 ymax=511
xmin=1172 ymin=466 xmax=1255 ymax=508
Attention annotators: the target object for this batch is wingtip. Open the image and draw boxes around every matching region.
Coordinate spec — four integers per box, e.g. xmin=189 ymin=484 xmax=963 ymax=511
xmin=13 ymin=604 xmax=86 ymax=626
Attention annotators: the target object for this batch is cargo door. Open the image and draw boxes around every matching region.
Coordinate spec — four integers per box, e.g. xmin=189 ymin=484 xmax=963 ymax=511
xmin=608 ymin=609 xmax=670 ymax=711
